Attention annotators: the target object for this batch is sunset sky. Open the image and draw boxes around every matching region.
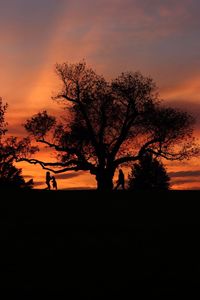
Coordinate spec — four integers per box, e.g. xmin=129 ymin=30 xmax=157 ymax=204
xmin=1 ymin=0 xmax=200 ymax=189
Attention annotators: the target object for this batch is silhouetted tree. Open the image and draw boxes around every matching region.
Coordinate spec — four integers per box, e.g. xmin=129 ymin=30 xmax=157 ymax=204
xmin=0 ymin=163 xmax=34 ymax=189
xmin=0 ymin=98 xmax=7 ymax=138
xmin=0 ymin=98 xmax=36 ymax=188
xmin=128 ymin=153 xmax=170 ymax=191
xmin=21 ymin=61 xmax=199 ymax=190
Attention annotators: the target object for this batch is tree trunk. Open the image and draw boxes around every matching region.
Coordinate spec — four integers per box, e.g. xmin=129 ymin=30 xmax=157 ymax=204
xmin=96 ymin=169 xmax=114 ymax=191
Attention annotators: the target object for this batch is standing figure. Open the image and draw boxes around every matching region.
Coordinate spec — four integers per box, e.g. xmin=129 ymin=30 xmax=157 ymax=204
xmin=45 ymin=171 xmax=52 ymax=190
xmin=114 ymin=169 xmax=125 ymax=190
xmin=51 ymin=176 xmax=58 ymax=190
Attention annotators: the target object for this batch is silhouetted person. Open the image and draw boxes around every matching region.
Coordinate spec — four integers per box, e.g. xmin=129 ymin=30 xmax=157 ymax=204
xmin=51 ymin=176 xmax=57 ymax=190
xmin=45 ymin=171 xmax=51 ymax=190
xmin=114 ymin=169 xmax=125 ymax=190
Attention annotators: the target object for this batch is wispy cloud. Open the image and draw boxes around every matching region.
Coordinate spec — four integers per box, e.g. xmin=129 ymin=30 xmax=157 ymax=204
xmin=169 ymin=169 xmax=200 ymax=190
xmin=169 ymin=170 xmax=200 ymax=178
xmin=54 ymin=172 xmax=85 ymax=180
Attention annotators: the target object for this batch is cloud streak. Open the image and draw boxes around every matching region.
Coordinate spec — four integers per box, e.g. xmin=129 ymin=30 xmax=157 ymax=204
xmin=54 ymin=172 xmax=85 ymax=180
xmin=169 ymin=168 xmax=200 ymax=190
xmin=169 ymin=170 xmax=200 ymax=178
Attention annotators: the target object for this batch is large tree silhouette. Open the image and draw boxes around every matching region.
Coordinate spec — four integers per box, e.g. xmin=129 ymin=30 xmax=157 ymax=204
xmin=0 ymin=98 xmax=36 ymax=188
xmin=21 ymin=62 xmax=198 ymax=190
xmin=128 ymin=153 xmax=170 ymax=191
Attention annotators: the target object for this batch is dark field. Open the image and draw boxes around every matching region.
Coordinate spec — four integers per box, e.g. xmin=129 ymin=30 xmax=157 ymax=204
xmin=0 ymin=190 xmax=200 ymax=298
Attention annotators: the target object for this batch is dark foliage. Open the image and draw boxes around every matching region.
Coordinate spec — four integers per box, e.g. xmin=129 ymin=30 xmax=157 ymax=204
xmin=0 ymin=98 xmax=36 ymax=189
xmin=128 ymin=153 xmax=170 ymax=191
xmin=0 ymin=163 xmax=33 ymax=189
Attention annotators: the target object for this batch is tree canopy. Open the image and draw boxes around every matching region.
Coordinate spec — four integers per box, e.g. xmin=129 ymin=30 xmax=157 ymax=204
xmin=22 ymin=61 xmax=199 ymax=190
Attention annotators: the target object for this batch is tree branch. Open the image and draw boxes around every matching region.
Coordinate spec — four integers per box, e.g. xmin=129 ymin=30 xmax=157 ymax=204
xmin=56 ymin=94 xmax=77 ymax=103
xmin=75 ymin=84 xmax=100 ymax=155
xmin=17 ymin=158 xmax=77 ymax=167
xmin=111 ymin=104 xmax=137 ymax=159
xmin=147 ymin=149 xmax=189 ymax=160
xmin=38 ymin=139 xmax=78 ymax=155
xmin=114 ymin=155 xmax=140 ymax=167
xmin=114 ymin=138 xmax=160 ymax=167
xmin=30 ymin=162 xmax=80 ymax=174
xmin=18 ymin=157 xmax=97 ymax=174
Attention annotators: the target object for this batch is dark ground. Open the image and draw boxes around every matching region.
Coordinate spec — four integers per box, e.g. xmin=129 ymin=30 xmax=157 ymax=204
xmin=0 ymin=190 xmax=200 ymax=298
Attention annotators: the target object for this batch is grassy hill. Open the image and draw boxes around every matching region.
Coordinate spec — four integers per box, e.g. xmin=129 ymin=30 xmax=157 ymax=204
xmin=0 ymin=190 xmax=200 ymax=298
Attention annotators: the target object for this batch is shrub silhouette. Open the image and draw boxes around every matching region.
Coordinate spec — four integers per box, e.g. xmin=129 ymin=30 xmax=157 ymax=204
xmin=128 ymin=153 xmax=170 ymax=191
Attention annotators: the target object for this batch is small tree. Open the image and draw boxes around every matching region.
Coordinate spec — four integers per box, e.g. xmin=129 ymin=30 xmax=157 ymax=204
xmin=0 ymin=98 xmax=36 ymax=189
xmin=21 ymin=61 xmax=199 ymax=191
xmin=0 ymin=163 xmax=34 ymax=189
xmin=128 ymin=153 xmax=170 ymax=191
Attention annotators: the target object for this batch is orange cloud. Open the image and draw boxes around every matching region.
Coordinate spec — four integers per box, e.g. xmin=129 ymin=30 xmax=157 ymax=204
xmin=162 ymin=76 xmax=200 ymax=102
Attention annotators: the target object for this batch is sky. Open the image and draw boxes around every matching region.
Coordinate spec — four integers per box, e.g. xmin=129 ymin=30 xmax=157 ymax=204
xmin=0 ymin=0 xmax=200 ymax=189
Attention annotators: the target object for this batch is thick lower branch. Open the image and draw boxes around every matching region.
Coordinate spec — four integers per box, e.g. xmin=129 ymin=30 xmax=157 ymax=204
xmin=18 ymin=157 xmax=96 ymax=174
xmin=18 ymin=158 xmax=77 ymax=167
xmin=17 ymin=158 xmax=83 ymax=173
